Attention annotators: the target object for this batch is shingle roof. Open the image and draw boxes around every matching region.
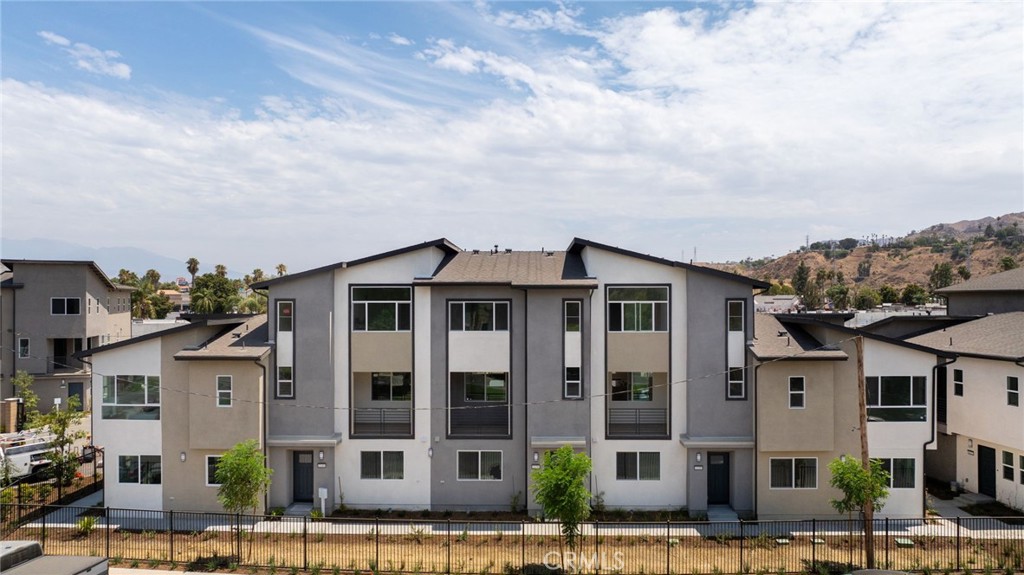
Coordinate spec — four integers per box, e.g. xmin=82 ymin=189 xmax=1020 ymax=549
xmin=750 ymin=314 xmax=848 ymax=361
xmin=907 ymin=311 xmax=1024 ymax=360
xmin=174 ymin=316 xmax=271 ymax=361
xmin=936 ymin=266 xmax=1024 ymax=294
xmin=415 ymin=250 xmax=597 ymax=287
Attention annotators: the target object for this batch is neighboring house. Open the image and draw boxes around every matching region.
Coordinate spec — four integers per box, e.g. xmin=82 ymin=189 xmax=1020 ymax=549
xmin=936 ymin=266 xmax=1024 ymax=316
xmin=0 ymin=260 xmax=133 ymax=411
xmin=251 ymin=238 xmax=767 ymax=515
xmin=79 ymin=315 xmax=269 ymax=512
xmin=752 ymin=314 xmax=953 ymax=519
xmin=908 ymin=312 xmax=1024 ymax=511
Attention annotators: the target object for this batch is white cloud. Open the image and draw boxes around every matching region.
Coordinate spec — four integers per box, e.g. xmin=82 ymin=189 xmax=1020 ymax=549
xmin=37 ymin=30 xmax=131 ymax=79
xmin=387 ymin=33 xmax=413 ymax=46
xmin=5 ymin=4 xmax=1021 ymax=270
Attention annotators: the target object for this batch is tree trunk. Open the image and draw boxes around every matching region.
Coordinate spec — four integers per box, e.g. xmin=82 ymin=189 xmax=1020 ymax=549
xmin=855 ymin=336 xmax=876 ymax=568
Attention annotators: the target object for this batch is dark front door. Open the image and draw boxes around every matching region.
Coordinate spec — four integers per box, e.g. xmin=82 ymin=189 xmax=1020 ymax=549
xmin=707 ymin=452 xmax=730 ymax=505
xmin=293 ymin=451 xmax=314 ymax=502
xmin=978 ymin=445 xmax=996 ymax=498
xmin=67 ymin=382 xmax=84 ymax=411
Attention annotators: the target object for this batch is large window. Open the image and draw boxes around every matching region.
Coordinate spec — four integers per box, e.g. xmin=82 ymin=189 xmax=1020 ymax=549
xmin=463 ymin=373 xmax=508 ymax=402
xmin=727 ymin=300 xmax=744 ymax=332
xmin=879 ymin=458 xmax=915 ymax=488
xmin=607 ymin=287 xmax=668 ymax=332
xmin=789 ymin=376 xmax=805 ymax=409
xmin=118 ymin=455 xmax=161 ymax=485
xmin=371 ymin=372 xmax=412 ymax=401
xmin=565 ymin=367 xmax=582 ymax=399
xmin=616 ymin=452 xmax=660 ymax=480
xmin=769 ymin=458 xmax=817 ymax=489
xmin=352 ymin=287 xmax=411 ymax=331
xmin=866 ymin=376 xmax=927 ymax=421
xmin=611 ymin=372 xmax=653 ymax=401
xmin=449 ymin=301 xmax=509 ymax=331
xmin=51 ymin=297 xmax=81 ymax=315
xmin=102 ymin=375 xmax=161 ymax=420
xmin=216 ymin=375 xmax=232 ymax=407
xmin=361 ymin=451 xmax=404 ymax=479
xmin=457 ymin=451 xmax=502 ymax=480
xmin=277 ymin=367 xmax=293 ymax=398
xmin=953 ymin=369 xmax=964 ymax=397
xmin=277 ymin=301 xmax=293 ymax=332
xmin=18 ymin=338 xmax=29 ymax=359
xmin=206 ymin=455 xmax=222 ymax=486
xmin=1008 ymin=377 xmax=1019 ymax=407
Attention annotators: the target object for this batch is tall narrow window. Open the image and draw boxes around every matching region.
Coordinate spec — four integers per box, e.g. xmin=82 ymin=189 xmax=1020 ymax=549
xmin=277 ymin=367 xmax=293 ymax=398
xmin=18 ymin=338 xmax=29 ymax=359
xmin=789 ymin=376 xmax=805 ymax=408
xmin=564 ymin=301 xmax=581 ymax=332
xmin=217 ymin=375 xmax=232 ymax=407
xmin=565 ymin=367 xmax=582 ymax=399
xmin=953 ymin=369 xmax=964 ymax=396
xmin=1008 ymin=376 xmax=1019 ymax=407
xmin=727 ymin=300 xmax=744 ymax=332
xmin=206 ymin=456 xmax=223 ymax=486
xmin=564 ymin=300 xmax=583 ymax=399
xmin=728 ymin=368 xmax=746 ymax=399
xmin=1003 ymin=451 xmax=1015 ymax=480
xmin=277 ymin=301 xmax=293 ymax=332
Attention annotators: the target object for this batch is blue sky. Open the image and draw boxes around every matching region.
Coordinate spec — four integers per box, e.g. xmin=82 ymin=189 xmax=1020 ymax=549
xmin=2 ymin=1 xmax=1022 ymax=275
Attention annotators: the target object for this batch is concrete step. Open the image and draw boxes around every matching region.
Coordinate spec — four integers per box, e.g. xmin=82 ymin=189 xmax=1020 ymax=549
xmin=706 ymin=505 xmax=739 ymax=522
xmin=952 ymin=492 xmax=995 ymax=507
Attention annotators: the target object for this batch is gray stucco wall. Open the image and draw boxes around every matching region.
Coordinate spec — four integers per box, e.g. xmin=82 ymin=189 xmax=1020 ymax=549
xmin=947 ymin=292 xmax=1024 ymax=316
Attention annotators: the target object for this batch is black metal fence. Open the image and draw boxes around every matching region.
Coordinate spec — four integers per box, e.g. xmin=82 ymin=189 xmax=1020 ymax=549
xmin=4 ymin=506 xmax=1024 ymax=574
xmin=0 ymin=455 xmax=103 ymax=533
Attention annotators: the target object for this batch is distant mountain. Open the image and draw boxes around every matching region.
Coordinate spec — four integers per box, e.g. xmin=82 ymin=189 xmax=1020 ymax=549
xmin=1 ymin=238 xmax=194 ymax=281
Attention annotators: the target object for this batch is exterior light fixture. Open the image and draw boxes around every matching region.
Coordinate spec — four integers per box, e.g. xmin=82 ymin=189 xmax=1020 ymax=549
xmin=180 ymin=452 xmax=186 ymax=462
xmin=695 ymin=452 xmax=702 ymax=464
xmin=533 ymin=452 xmax=539 ymax=463
xmin=428 ymin=447 xmax=434 ymax=458
xmin=318 ymin=450 xmax=325 ymax=461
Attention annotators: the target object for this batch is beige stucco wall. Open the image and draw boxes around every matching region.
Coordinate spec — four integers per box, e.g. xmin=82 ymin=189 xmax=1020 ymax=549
xmin=758 ymin=361 xmax=837 ymax=452
xmin=607 ymin=332 xmax=669 ymax=372
xmin=188 ymin=362 xmax=264 ymax=450
xmin=351 ymin=332 xmax=412 ymax=372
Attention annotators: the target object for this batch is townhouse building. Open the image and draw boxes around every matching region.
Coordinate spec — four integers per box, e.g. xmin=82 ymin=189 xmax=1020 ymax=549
xmin=79 ymin=315 xmax=268 ymax=512
xmin=752 ymin=314 xmax=953 ymax=519
xmin=909 ymin=312 xmax=1024 ymax=511
xmin=1 ymin=260 xmax=133 ymax=412
xmin=251 ymin=238 xmax=767 ymax=515
xmin=935 ymin=267 xmax=1024 ymax=316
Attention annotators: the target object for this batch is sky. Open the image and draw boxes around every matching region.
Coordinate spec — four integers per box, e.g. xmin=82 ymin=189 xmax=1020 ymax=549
xmin=2 ymin=1 xmax=1022 ymax=276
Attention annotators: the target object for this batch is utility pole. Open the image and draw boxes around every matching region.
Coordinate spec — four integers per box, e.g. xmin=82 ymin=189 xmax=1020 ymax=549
xmin=855 ymin=336 xmax=877 ymax=568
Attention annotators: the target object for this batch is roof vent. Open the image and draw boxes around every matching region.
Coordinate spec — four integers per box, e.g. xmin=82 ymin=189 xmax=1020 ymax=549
xmin=472 ymin=249 xmax=480 ymax=255
xmin=545 ymin=251 xmax=554 ymax=257
xmin=505 ymin=248 xmax=512 ymax=254
xmin=232 ymin=332 xmax=242 ymax=339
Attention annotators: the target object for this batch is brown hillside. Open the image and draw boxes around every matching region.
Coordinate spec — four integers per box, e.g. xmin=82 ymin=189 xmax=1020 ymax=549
xmin=713 ymin=213 xmax=1024 ymax=290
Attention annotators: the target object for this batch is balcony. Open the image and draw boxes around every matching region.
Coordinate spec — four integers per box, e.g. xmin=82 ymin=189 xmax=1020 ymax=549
xmin=449 ymin=404 xmax=510 ymax=437
xmin=48 ymin=355 xmax=85 ymax=374
xmin=607 ymin=408 xmax=668 ymax=438
xmin=351 ymin=408 xmax=413 ymax=437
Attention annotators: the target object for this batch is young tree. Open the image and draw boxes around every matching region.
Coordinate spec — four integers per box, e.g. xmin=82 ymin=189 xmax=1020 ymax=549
xmin=928 ymin=262 xmax=954 ymax=292
xmin=826 ymin=284 xmax=850 ymax=310
xmin=828 ymin=455 xmax=890 ymax=568
xmin=531 ymin=445 xmax=592 ymax=557
xmin=900 ymin=284 xmax=928 ymax=306
xmin=853 ymin=288 xmax=881 ymax=310
xmin=878 ymin=284 xmax=900 ymax=304
xmin=792 ymin=261 xmax=810 ymax=297
xmin=37 ymin=395 xmax=87 ymax=486
xmin=13 ymin=370 xmax=40 ymax=429
xmin=216 ymin=439 xmax=273 ymax=516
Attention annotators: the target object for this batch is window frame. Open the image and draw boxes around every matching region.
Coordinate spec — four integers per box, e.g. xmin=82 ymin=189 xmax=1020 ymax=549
xmin=101 ymin=375 xmax=161 ymax=420
xmin=351 ymin=286 xmax=412 ymax=332
xmin=727 ymin=368 xmax=746 ymax=400
xmin=727 ymin=300 xmax=744 ymax=332
xmin=456 ymin=450 xmax=503 ymax=481
xmin=462 ymin=372 xmax=508 ymax=402
xmin=879 ymin=458 xmax=916 ymax=488
xmin=1003 ymin=451 xmax=1015 ymax=481
xmin=1019 ymin=455 xmax=1024 ymax=485
xmin=953 ymin=369 xmax=964 ymax=397
xmin=865 ymin=375 xmax=927 ymax=421
xmin=277 ymin=366 xmax=294 ymax=399
xmin=50 ymin=297 xmax=82 ymax=316
xmin=769 ymin=457 xmax=818 ymax=489
xmin=615 ymin=451 xmax=661 ymax=481
xmin=360 ymin=451 xmax=404 ymax=480
xmin=789 ymin=376 xmax=806 ymax=409
xmin=606 ymin=286 xmax=669 ymax=333
xmin=564 ymin=300 xmax=581 ymax=333
xmin=216 ymin=375 xmax=233 ymax=407
xmin=17 ymin=338 xmax=29 ymax=359
xmin=448 ymin=301 xmax=510 ymax=332
xmin=206 ymin=455 xmax=223 ymax=486
xmin=371 ymin=372 xmax=412 ymax=401
xmin=564 ymin=367 xmax=582 ymax=399
xmin=610 ymin=372 xmax=654 ymax=402
xmin=1008 ymin=376 xmax=1019 ymax=407
xmin=118 ymin=455 xmax=161 ymax=485
xmin=276 ymin=300 xmax=293 ymax=332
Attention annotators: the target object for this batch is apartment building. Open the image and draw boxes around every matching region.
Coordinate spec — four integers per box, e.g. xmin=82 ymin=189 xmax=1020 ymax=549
xmin=0 ymin=260 xmax=133 ymax=411
xmin=80 ymin=315 xmax=268 ymax=511
xmin=252 ymin=238 xmax=767 ymax=515
xmin=752 ymin=314 xmax=953 ymax=519
xmin=936 ymin=267 xmax=1024 ymax=316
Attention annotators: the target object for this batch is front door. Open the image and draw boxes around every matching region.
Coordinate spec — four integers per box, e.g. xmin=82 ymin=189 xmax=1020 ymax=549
xmin=293 ymin=451 xmax=314 ymax=502
xmin=978 ymin=445 xmax=996 ymax=498
xmin=707 ymin=452 xmax=730 ymax=505
xmin=67 ymin=382 xmax=84 ymax=411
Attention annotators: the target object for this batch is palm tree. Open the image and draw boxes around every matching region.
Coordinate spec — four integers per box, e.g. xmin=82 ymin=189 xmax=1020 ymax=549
xmin=215 ymin=264 xmax=227 ymax=278
xmin=186 ymin=258 xmax=200 ymax=287
xmin=252 ymin=268 xmax=265 ymax=283
xmin=190 ymin=289 xmax=215 ymax=314
xmin=275 ymin=263 xmax=287 ymax=277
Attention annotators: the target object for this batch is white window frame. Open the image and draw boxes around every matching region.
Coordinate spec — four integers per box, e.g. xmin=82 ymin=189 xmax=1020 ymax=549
xmin=101 ymin=375 xmax=161 ymax=419
xmin=360 ymin=451 xmax=404 ymax=480
xmin=1008 ymin=376 xmax=1019 ymax=407
xmin=769 ymin=457 xmax=818 ymax=489
xmin=953 ymin=368 xmax=964 ymax=397
xmin=727 ymin=368 xmax=746 ymax=399
xmin=456 ymin=450 xmax=503 ymax=481
xmin=564 ymin=367 xmax=582 ymax=399
xmin=277 ymin=301 xmax=293 ymax=332
xmin=607 ymin=287 xmax=669 ymax=333
xmin=50 ymin=297 xmax=82 ymax=316
xmin=351 ymin=287 xmax=412 ymax=332
xmin=727 ymin=300 xmax=744 ymax=332
xmin=615 ymin=451 xmax=661 ymax=481
xmin=564 ymin=300 xmax=581 ymax=333
xmin=206 ymin=455 xmax=223 ymax=486
xmin=789 ymin=376 xmax=806 ymax=409
xmin=217 ymin=375 xmax=232 ymax=407
xmin=1019 ymin=455 xmax=1024 ymax=485
xmin=1003 ymin=451 xmax=1015 ymax=481
xmin=448 ymin=301 xmax=510 ymax=332
xmin=17 ymin=338 xmax=29 ymax=359
xmin=879 ymin=458 xmax=915 ymax=488
xmin=277 ymin=366 xmax=294 ymax=398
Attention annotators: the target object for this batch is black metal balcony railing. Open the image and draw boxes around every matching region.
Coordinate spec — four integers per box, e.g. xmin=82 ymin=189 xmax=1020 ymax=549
xmin=607 ymin=408 xmax=668 ymax=437
xmin=449 ymin=404 xmax=510 ymax=437
xmin=48 ymin=356 xmax=84 ymax=373
xmin=351 ymin=408 xmax=413 ymax=437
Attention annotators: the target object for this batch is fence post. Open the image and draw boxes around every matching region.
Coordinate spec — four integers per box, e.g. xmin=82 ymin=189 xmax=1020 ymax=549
xmin=738 ymin=519 xmax=744 ymax=573
xmin=665 ymin=520 xmax=670 ymax=575
xmin=521 ymin=519 xmax=526 ymax=571
xmin=105 ymin=507 xmax=110 ymax=559
xmin=303 ymin=515 xmax=309 ymax=571
xmin=236 ymin=513 xmax=242 ymax=563
xmin=884 ymin=517 xmax=889 ymax=568
xmin=955 ymin=515 xmax=961 ymax=569
xmin=41 ymin=504 xmax=46 ymax=552
xmin=17 ymin=483 xmax=22 ymax=523
xmin=375 ymin=517 xmax=380 ymax=573
xmin=446 ymin=519 xmax=451 ymax=575
xmin=594 ymin=521 xmax=600 ymax=575
xmin=169 ymin=510 xmax=175 ymax=565
xmin=811 ymin=518 xmax=816 ymax=571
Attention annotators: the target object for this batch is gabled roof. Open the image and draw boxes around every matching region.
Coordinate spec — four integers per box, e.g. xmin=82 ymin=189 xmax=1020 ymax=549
xmin=250 ymin=239 xmax=460 ymax=289
xmin=415 ymin=250 xmax=597 ymax=288
xmin=1 ymin=259 xmax=133 ymax=291
xmin=567 ymin=238 xmax=771 ymax=289
xmin=907 ymin=311 xmax=1024 ymax=361
xmin=773 ymin=314 xmax=956 ymax=359
xmin=936 ymin=266 xmax=1024 ymax=294
xmin=750 ymin=314 xmax=848 ymax=361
